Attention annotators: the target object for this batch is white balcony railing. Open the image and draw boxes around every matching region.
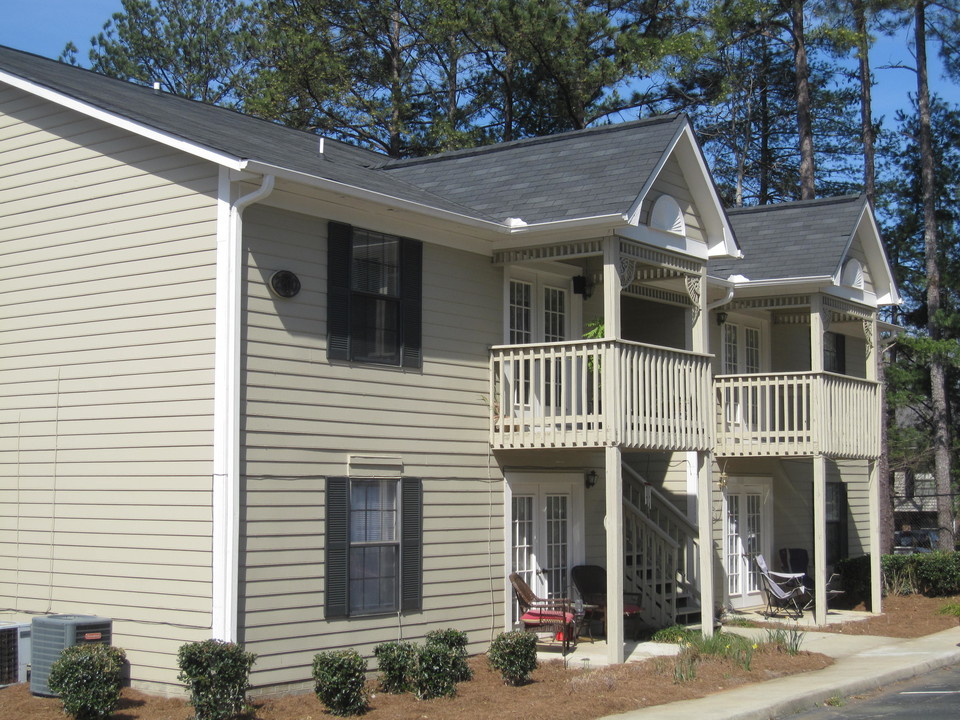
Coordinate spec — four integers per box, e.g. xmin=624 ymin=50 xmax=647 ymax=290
xmin=489 ymin=339 xmax=712 ymax=451
xmin=714 ymin=372 xmax=881 ymax=458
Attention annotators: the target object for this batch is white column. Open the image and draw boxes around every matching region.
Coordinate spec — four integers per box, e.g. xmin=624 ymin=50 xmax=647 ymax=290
xmin=812 ymin=456 xmax=827 ymax=625
xmin=697 ymin=452 xmax=715 ymax=637
xmin=868 ymin=459 xmax=883 ymax=614
xmin=605 ymin=446 xmax=625 ymax=663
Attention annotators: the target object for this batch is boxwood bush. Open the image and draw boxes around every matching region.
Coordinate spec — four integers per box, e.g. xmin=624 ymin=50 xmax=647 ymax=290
xmin=312 ymin=649 xmax=368 ymax=716
xmin=48 ymin=644 xmax=126 ymax=720
xmin=425 ymin=628 xmax=472 ymax=682
xmin=411 ymin=644 xmax=459 ymax=700
xmin=487 ymin=631 xmax=538 ymax=686
xmin=177 ymin=639 xmax=256 ymax=720
xmin=373 ymin=641 xmax=417 ymax=694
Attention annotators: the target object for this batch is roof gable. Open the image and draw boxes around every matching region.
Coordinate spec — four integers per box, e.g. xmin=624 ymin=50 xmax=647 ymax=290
xmin=710 ymin=195 xmax=900 ymax=306
xmin=383 ymin=116 xmax=684 ymax=226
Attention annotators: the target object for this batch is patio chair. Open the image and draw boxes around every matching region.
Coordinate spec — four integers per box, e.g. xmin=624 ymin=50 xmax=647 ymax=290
xmin=777 ymin=548 xmax=845 ymax=610
xmin=508 ymin=572 xmax=578 ymax=654
xmin=570 ymin=564 xmax=643 ymax=640
xmin=755 ymin=556 xmax=810 ymax=619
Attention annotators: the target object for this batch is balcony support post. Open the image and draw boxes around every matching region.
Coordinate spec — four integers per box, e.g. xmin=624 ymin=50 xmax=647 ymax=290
xmin=868 ymin=458 xmax=883 ymax=614
xmin=813 ymin=455 xmax=828 ymax=625
xmin=697 ymin=451 xmax=715 ymax=637
xmin=604 ymin=445 xmax=625 ymax=664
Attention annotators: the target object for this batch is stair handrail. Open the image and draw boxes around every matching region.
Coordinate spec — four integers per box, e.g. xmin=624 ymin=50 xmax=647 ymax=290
xmin=621 ymin=463 xmax=698 ymax=537
xmin=623 ymin=495 xmax=680 ymax=548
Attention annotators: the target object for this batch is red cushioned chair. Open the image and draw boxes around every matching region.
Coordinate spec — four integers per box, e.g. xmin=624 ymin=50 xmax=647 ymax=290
xmin=508 ymin=572 xmax=577 ymax=655
xmin=571 ymin=564 xmax=643 ymax=640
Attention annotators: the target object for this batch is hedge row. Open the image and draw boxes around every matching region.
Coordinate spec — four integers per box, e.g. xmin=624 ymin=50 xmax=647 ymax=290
xmin=836 ymin=550 xmax=960 ymax=600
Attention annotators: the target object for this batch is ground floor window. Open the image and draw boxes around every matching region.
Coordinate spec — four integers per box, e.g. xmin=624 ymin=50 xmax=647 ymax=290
xmin=325 ymin=476 xmax=422 ymax=618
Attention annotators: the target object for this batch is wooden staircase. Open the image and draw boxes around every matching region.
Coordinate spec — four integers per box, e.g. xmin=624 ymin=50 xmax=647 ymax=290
xmin=622 ymin=464 xmax=701 ymax=629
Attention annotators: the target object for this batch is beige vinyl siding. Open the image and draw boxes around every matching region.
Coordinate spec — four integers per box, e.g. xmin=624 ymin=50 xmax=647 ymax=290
xmin=834 ymin=460 xmax=870 ymax=558
xmin=0 ymin=86 xmax=219 ymax=689
xmin=640 ymin=155 xmax=706 ymax=243
xmin=241 ymin=204 xmax=504 ymax=691
xmin=770 ymin=322 xmax=811 ymax=372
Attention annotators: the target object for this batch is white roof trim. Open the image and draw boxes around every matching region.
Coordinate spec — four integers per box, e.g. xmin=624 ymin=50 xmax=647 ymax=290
xmin=246 ymin=159 xmax=626 ymax=237
xmin=625 ymin=120 xmax=739 ymax=259
xmin=838 ymin=202 xmax=901 ymax=306
xmin=0 ymin=69 xmax=247 ymax=171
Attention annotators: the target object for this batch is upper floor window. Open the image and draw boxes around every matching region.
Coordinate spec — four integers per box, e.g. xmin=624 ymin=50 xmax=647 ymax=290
xmin=327 ymin=222 xmax=422 ymax=367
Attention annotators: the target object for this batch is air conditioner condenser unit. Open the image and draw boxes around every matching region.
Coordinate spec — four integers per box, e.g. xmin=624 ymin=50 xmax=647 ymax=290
xmin=30 ymin=614 xmax=112 ymax=697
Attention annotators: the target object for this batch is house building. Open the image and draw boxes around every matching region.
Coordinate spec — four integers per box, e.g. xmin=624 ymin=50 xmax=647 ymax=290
xmin=0 ymin=45 xmax=898 ymax=695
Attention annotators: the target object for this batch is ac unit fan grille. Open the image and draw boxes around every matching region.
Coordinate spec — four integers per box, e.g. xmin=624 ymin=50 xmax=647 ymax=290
xmin=0 ymin=628 xmax=17 ymax=686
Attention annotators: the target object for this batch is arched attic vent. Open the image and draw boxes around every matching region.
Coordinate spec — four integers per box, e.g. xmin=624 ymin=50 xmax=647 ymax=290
xmin=841 ymin=258 xmax=864 ymax=289
xmin=650 ymin=194 xmax=685 ymax=235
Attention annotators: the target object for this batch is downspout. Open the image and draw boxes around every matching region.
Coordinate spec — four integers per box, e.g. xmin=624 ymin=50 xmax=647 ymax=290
xmin=212 ymin=172 xmax=275 ymax=642
xmin=706 ymin=286 xmax=735 ymax=313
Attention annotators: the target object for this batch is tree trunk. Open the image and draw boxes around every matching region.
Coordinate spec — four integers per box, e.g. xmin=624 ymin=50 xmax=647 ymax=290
xmin=852 ymin=0 xmax=891 ymax=551
xmin=792 ymin=0 xmax=816 ymax=200
xmin=915 ymin=0 xmax=954 ymax=550
xmin=853 ymin=0 xmax=875 ymax=205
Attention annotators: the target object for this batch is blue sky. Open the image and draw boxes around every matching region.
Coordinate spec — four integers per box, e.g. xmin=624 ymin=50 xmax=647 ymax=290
xmin=0 ymin=0 xmax=955 ymax=128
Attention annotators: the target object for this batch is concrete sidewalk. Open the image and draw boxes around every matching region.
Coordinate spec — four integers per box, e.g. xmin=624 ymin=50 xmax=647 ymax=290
xmin=601 ymin=626 xmax=960 ymax=720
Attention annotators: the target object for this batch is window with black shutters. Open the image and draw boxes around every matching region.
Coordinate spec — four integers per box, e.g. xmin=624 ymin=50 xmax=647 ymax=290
xmin=327 ymin=221 xmax=422 ymax=367
xmin=325 ymin=476 xmax=422 ymax=618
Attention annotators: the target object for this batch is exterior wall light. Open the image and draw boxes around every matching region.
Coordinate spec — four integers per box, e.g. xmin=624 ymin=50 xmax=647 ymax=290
xmin=584 ymin=470 xmax=598 ymax=489
xmin=716 ymin=311 xmax=728 ymax=326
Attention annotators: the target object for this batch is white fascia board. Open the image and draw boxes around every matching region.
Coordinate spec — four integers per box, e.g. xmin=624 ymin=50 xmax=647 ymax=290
xmin=851 ymin=202 xmax=902 ymax=306
xmin=616 ymin=224 xmax=709 ymax=260
xmin=725 ymin=275 xmax=834 ymax=291
xmin=246 ymin=160 xmax=626 ymax=241
xmin=0 ymin=70 xmax=246 ymax=171
xmin=625 ymin=121 xmax=739 ymax=259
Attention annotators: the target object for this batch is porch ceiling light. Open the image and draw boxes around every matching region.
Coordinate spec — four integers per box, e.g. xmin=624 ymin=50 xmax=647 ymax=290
xmin=584 ymin=470 xmax=598 ymax=489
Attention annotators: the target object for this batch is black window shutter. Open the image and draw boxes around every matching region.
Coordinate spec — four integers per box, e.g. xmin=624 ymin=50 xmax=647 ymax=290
xmin=400 ymin=239 xmax=422 ymax=368
xmin=836 ymin=333 xmax=846 ymax=374
xmin=327 ymin=222 xmax=353 ymax=362
xmin=400 ymin=477 xmax=423 ymax=611
xmin=325 ymin=477 xmax=350 ymax=618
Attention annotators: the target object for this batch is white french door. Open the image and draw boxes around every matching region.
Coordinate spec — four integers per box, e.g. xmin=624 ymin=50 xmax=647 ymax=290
xmin=506 ymin=476 xmax=584 ymax=624
xmin=723 ymin=478 xmax=772 ymax=609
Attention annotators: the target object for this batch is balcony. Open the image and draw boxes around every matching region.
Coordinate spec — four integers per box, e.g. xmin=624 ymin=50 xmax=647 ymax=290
xmin=714 ymin=372 xmax=881 ymax=459
xmin=489 ymin=340 xmax=713 ymax=451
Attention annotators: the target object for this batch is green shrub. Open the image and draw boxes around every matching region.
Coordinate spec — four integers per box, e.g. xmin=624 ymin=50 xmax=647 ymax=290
xmin=650 ymin=625 xmax=698 ymax=644
xmin=411 ymin=644 xmax=459 ymax=700
xmin=838 ymin=552 xmax=960 ymax=601
xmin=425 ymin=628 xmax=472 ymax=682
xmin=48 ymin=644 xmax=126 ymax=720
xmin=487 ymin=631 xmax=538 ymax=686
xmin=881 ymin=553 xmax=916 ymax=595
xmin=177 ymin=639 xmax=256 ymax=720
xmin=312 ymin=650 xmax=368 ymax=716
xmin=373 ymin=641 xmax=417 ymax=694
xmin=913 ymin=552 xmax=960 ymax=596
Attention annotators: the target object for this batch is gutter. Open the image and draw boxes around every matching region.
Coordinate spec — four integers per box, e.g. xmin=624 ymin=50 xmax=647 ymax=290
xmin=242 ymin=160 xmax=626 ymax=238
xmin=212 ymin=172 xmax=275 ymax=643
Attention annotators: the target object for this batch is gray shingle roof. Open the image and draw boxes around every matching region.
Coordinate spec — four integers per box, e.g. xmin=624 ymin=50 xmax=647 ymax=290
xmin=383 ymin=116 xmax=684 ymax=224
xmin=0 ymin=45 xmax=494 ymax=220
xmin=710 ymin=195 xmax=867 ymax=282
xmin=0 ymin=45 xmax=685 ymax=227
